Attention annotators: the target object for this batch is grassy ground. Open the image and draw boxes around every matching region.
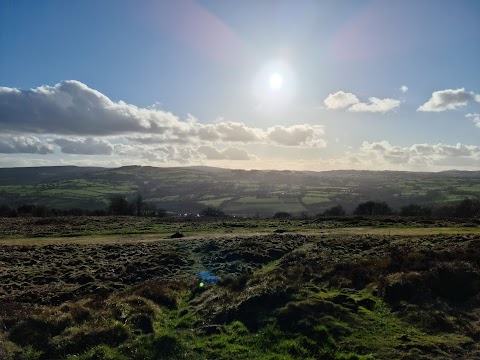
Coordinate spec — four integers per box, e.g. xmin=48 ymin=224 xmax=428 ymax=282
xmin=1 ymin=220 xmax=480 ymax=359
xmin=1 ymin=216 xmax=480 ymax=241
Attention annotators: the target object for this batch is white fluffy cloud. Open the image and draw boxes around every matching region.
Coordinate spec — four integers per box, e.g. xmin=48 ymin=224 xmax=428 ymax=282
xmin=129 ymin=123 xmax=326 ymax=147
xmin=211 ymin=121 xmax=262 ymax=142
xmin=324 ymin=91 xmax=400 ymax=113
xmin=400 ymin=85 xmax=408 ymax=93
xmin=349 ymin=97 xmax=401 ymax=113
xmin=114 ymin=144 xmax=197 ymax=164
xmin=266 ymin=125 xmax=326 ymax=147
xmin=323 ymin=91 xmax=359 ymax=109
xmin=0 ymin=81 xmax=326 ymax=148
xmin=197 ymin=145 xmax=252 ymax=160
xmin=0 ymin=81 xmax=189 ymax=135
xmin=360 ymin=140 xmax=480 ymax=167
xmin=53 ymin=137 xmax=114 ymax=155
xmin=0 ymin=136 xmax=53 ymax=154
xmin=417 ymin=88 xmax=480 ymax=112
xmin=113 ymin=143 xmax=253 ymax=164
xmin=466 ymin=113 xmax=480 ymax=128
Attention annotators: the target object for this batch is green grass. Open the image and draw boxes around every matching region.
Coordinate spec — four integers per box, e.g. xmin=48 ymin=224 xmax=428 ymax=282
xmin=301 ymin=196 xmax=330 ymax=205
xmin=0 ymin=180 xmax=138 ymax=209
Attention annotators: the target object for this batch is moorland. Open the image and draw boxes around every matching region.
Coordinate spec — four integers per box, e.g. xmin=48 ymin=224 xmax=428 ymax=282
xmin=1 ymin=216 xmax=480 ymax=359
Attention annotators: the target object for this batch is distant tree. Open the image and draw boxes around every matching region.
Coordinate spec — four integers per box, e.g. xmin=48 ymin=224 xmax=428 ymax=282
xmin=433 ymin=204 xmax=456 ymax=218
xmin=400 ymin=204 xmax=432 ymax=217
xmin=323 ymin=205 xmax=346 ymax=217
xmin=0 ymin=204 xmax=16 ymax=217
xmin=33 ymin=205 xmax=48 ymax=217
xmin=272 ymin=211 xmax=291 ymax=219
xmin=454 ymin=198 xmax=480 ymax=218
xmin=200 ymin=207 xmax=225 ymax=217
xmin=108 ymin=195 xmax=130 ymax=215
xmin=354 ymin=201 xmax=392 ymax=216
xmin=156 ymin=208 xmax=167 ymax=218
xmin=135 ymin=194 xmax=144 ymax=216
xmin=17 ymin=204 xmax=35 ymax=216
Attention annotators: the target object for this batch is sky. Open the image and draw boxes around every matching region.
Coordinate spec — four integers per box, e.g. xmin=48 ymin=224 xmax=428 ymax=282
xmin=0 ymin=0 xmax=479 ymax=171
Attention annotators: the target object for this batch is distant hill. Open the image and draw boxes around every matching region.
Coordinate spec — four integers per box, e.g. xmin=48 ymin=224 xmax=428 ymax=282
xmin=0 ymin=165 xmax=479 ymax=215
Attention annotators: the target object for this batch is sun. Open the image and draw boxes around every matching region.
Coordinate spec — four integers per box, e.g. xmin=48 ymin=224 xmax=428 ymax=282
xmin=269 ymin=73 xmax=283 ymax=90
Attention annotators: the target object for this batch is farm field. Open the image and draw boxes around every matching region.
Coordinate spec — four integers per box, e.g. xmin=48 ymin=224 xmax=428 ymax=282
xmin=1 ymin=166 xmax=480 ymax=216
xmin=1 ymin=219 xmax=480 ymax=359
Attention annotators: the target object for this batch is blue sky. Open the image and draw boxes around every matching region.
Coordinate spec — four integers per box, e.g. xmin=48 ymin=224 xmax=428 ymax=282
xmin=1 ymin=0 xmax=479 ymax=170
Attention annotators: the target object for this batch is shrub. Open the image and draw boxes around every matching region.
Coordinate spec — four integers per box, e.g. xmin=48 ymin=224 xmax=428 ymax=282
xmin=400 ymin=204 xmax=432 ymax=217
xmin=200 ymin=207 xmax=225 ymax=217
xmin=323 ymin=205 xmax=346 ymax=217
xmin=272 ymin=212 xmax=291 ymax=219
xmin=354 ymin=201 xmax=392 ymax=216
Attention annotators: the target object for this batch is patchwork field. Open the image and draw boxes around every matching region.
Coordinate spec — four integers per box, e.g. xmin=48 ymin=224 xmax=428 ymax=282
xmin=1 ymin=219 xmax=480 ymax=359
xmin=2 ymin=166 xmax=480 ymax=215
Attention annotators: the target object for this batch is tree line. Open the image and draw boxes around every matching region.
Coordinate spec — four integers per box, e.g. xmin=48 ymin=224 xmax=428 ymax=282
xmin=0 ymin=195 xmax=166 ymax=218
xmin=1 ymin=197 xmax=479 ymax=219
xmin=321 ymin=199 xmax=480 ymax=218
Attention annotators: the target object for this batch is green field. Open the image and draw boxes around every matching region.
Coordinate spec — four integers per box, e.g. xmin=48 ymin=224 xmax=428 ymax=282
xmin=223 ymin=197 xmax=306 ymax=215
xmin=1 ymin=166 xmax=480 ymax=215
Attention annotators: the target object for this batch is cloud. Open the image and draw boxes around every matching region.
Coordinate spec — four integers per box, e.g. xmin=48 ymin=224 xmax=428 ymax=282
xmin=417 ymin=88 xmax=480 ymax=112
xmin=466 ymin=113 xmax=480 ymax=128
xmin=323 ymin=91 xmax=359 ymax=109
xmin=0 ymin=81 xmax=326 ymax=148
xmin=266 ymin=125 xmax=326 ymax=147
xmin=113 ymin=143 xmax=253 ymax=164
xmin=400 ymin=85 xmax=408 ymax=93
xmin=0 ymin=80 xmax=189 ymax=136
xmin=114 ymin=144 xmax=197 ymax=164
xmin=324 ymin=91 xmax=400 ymax=113
xmin=197 ymin=145 xmax=252 ymax=160
xmin=210 ymin=121 xmax=262 ymax=142
xmin=53 ymin=137 xmax=114 ymax=155
xmin=129 ymin=123 xmax=326 ymax=147
xmin=360 ymin=140 xmax=480 ymax=167
xmin=349 ymin=97 xmax=401 ymax=113
xmin=0 ymin=136 xmax=53 ymax=154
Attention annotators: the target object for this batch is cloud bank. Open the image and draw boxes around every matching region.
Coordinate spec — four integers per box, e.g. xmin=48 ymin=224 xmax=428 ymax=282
xmin=0 ymin=136 xmax=53 ymax=154
xmin=360 ymin=140 xmax=480 ymax=167
xmin=197 ymin=145 xmax=252 ymax=160
xmin=0 ymin=81 xmax=326 ymax=148
xmin=53 ymin=137 xmax=114 ymax=155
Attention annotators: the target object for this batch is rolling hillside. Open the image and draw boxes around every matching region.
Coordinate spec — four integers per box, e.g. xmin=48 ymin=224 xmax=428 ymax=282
xmin=0 ymin=166 xmax=480 ymax=216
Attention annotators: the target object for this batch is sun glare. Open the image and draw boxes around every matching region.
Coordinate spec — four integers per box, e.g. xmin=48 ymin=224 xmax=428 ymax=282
xmin=253 ymin=61 xmax=296 ymax=112
xmin=269 ymin=73 xmax=283 ymax=90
